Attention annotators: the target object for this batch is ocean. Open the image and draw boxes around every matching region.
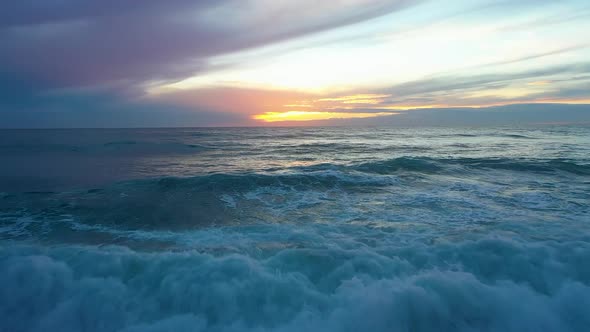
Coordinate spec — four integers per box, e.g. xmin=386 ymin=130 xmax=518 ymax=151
xmin=1 ymin=126 xmax=589 ymax=332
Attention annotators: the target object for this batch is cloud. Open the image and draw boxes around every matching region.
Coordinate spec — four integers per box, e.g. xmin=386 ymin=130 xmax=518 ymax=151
xmin=301 ymin=62 xmax=590 ymax=110
xmin=379 ymin=62 xmax=590 ymax=98
xmin=478 ymin=45 xmax=590 ymax=68
xmin=212 ymin=61 xmax=589 ymax=116
xmin=0 ymin=1 xmax=425 ymax=127
xmin=0 ymin=1 xmax=419 ymax=89
xmin=493 ymin=4 xmax=590 ymax=33
xmin=2 ymin=1 xmax=589 ymax=127
xmin=300 ymin=104 xmax=590 ymax=127
xmin=143 ymin=59 xmax=590 ymax=125
xmin=0 ymin=1 xmax=215 ymax=28
xmin=0 ymin=74 xmax=249 ymax=128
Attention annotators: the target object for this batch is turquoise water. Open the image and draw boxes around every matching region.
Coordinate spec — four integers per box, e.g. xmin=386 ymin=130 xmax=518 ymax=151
xmin=1 ymin=126 xmax=589 ymax=331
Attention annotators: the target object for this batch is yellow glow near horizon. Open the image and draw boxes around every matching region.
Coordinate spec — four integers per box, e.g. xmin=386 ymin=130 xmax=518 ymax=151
xmin=255 ymin=98 xmax=590 ymax=123
xmin=253 ymin=111 xmax=397 ymax=122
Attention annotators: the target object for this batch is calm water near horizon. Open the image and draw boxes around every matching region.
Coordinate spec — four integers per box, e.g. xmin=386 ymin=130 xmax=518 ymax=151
xmin=1 ymin=126 xmax=590 ymax=331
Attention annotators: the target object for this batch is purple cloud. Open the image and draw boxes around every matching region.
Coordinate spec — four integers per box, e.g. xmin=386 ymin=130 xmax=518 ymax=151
xmin=0 ymin=0 xmax=419 ymax=89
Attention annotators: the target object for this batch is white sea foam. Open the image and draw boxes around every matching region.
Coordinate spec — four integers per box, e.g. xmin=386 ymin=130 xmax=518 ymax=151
xmin=1 ymin=233 xmax=589 ymax=332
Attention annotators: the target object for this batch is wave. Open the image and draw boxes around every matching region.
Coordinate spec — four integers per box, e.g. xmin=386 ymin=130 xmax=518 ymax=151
xmin=1 ymin=235 xmax=589 ymax=332
xmin=352 ymin=157 xmax=590 ymax=175
xmin=0 ymin=170 xmax=395 ymax=234
xmin=1 ymin=141 xmax=214 ymax=155
xmin=355 ymin=157 xmax=442 ymax=174
xmin=2 ymin=156 xmax=587 ymax=211
xmin=440 ymin=133 xmax=537 ymax=139
xmin=499 ymin=134 xmax=537 ymax=139
xmin=101 ymin=141 xmax=214 ymax=153
xmin=1 ymin=156 xmax=586 ymax=239
xmin=278 ymin=157 xmax=589 ymax=176
xmin=453 ymin=133 xmax=479 ymax=137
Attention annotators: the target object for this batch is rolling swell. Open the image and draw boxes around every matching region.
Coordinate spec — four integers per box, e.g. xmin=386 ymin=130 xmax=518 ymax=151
xmin=0 ymin=171 xmax=394 ymax=236
xmin=1 ymin=156 xmax=587 ymax=242
xmin=352 ymin=157 xmax=590 ymax=175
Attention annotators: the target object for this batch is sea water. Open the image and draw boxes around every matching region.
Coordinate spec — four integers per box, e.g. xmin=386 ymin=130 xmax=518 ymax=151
xmin=1 ymin=126 xmax=589 ymax=331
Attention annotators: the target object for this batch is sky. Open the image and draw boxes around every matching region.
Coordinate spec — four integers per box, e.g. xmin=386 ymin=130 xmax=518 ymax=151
xmin=1 ymin=0 xmax=590 ymax=127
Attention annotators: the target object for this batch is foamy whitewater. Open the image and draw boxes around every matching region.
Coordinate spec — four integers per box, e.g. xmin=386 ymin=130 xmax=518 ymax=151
xmin=1 ymin=126 xmax=589 ymax=332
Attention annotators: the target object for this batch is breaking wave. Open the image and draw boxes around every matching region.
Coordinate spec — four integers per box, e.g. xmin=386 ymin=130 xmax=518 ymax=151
xmin=1 ymin=234 xmax=590 ymax=332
